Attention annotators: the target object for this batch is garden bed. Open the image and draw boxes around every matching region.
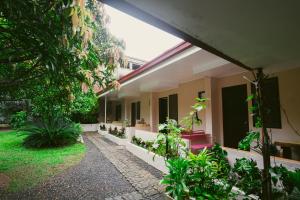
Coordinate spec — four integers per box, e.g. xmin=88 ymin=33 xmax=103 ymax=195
xmin=104 ymin=133 xmax=128 ymax=146
xmin=126 ymin=142 xmax=168 ymax=173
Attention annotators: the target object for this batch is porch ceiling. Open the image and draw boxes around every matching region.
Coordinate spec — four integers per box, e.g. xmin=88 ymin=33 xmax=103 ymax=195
xmin=100 ymin=0 xmax=300 ymax=70
xmin=103 ymin=47 xmax=246 ymax=99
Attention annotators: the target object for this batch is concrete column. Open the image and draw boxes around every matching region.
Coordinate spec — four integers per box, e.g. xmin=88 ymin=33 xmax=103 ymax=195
xmin=104 ymin=95 xmax=107 ymax=123
xmin=149 ymin=92 xmax=158 ymax=132
xmin=204 ymin=77 xmax=218 ymax=143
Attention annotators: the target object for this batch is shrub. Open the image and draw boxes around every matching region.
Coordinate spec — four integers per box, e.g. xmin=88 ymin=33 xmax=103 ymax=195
xmin=209 ymin=143 xmax=231 ymax=178
xmin=132 ymin=136 xmax=154 ymax=149
xmin=161 ymin=149 xmax=234 ymax=199
xmin=152 ymin=119 xmax=186 ymax=159
xmin=9 ymin=111 xmax=27 ymax=129
xmin=232 ymin=158 xmax=262 ymax=197
xmin=21 ymin=117 xmax=82 ymax=148
xmin=108 ymin=127 xmax=126 ymax=138
xmin=100 ymin=124 xmax=106 ymax=131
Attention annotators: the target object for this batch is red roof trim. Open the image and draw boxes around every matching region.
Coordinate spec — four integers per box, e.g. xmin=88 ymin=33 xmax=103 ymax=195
xmin=118 ymin=41 xmax=192 ymax=84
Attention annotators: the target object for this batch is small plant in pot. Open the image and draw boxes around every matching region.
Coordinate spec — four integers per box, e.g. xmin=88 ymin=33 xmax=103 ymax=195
xmin=180 ymin=97 xmax=207 ymax=134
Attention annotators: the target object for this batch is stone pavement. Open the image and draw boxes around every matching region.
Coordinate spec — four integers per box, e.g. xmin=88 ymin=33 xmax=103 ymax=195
xmin=87 ymin=133 xmax=166 ymax=200
xmin=1 ymin=133 xmax=166 ymax=200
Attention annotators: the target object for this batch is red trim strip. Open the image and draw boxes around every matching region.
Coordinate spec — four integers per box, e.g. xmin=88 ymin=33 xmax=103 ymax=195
xmin=118 ymin=41 xmax=192 ymax=83
xmin=98 ymin=41 xmax=192 ymax=95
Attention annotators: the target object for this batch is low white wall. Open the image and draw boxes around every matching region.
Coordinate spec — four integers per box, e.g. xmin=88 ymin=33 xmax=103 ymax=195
xmin=106 ymin=123 xmax=123 ymax=131
xmin=134 ymin=129 xmax=158 ymax=141
xmin=224 ymin=147 xmax=300 ymax=170
xmin=104 ymin=133 xmax=128 ymax=146
xmin=81 ymin=124 xmax=99 ymax=132
xmin=126 ymin=142 xmax=168 ymax=173
xmin=125 ymin=127 xmax=135 ymax=141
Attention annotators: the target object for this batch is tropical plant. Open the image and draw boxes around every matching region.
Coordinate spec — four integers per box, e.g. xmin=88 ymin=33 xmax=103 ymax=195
xmin=160 ymin=158 xmax=190 ymax=199
xmin=161 ymin=150 xmax=234 ymax=200
xmin=9 ymin=111 xmax=27 ymax=129
xmin=21 ymin=117 xmax=82 ymax=148
xmin=270 ymin=165 xmax=300 ymax=199
xmin=209 ymin=143 xmax=231 ymax=178
xmin=180 ymin=97 xmax=207 ymax=132
xmin=131 ymin=136 xmax=154 ymax=149
xmin=232 ymin=158 xmax=262 ymax=197
xmin=152 ymin=119 xmax=186 ymax=159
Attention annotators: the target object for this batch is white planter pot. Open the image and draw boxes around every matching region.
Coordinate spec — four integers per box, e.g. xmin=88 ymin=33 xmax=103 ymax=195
xmin=126 ymin=142 xmax=168 ymax=173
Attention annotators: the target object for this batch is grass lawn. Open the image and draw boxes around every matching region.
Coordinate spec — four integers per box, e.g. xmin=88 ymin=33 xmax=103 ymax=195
xmin=0 ymin=130 xmax=86 ymax=192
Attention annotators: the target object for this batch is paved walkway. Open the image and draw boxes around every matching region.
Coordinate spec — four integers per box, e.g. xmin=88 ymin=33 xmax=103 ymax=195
xmin=1 ymin=133 xmax=165 ymax=200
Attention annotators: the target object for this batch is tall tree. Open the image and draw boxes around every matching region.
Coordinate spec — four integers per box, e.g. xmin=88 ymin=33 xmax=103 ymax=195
xmin=0 ymin=0 xmax=124 ymax=118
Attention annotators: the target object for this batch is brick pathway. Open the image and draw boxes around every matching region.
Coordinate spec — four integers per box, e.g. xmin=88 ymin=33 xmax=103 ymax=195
xmin=87 ymin=133 xmax=166 ymax=200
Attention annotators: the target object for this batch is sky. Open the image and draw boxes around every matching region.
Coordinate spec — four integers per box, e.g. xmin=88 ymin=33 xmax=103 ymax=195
xmin=104 ymin=5 xmax=183 ymax=61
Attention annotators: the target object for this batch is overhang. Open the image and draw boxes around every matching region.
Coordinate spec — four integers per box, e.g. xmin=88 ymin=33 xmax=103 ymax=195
xmin=100 ymin=0 xmax=300 ymax=70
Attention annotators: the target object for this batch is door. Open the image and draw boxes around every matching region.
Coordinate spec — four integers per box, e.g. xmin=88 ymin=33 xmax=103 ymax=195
xmin=222 ymin=84 xmax=249 ymax=148
xmin=168 ymin=94 xmax=178 ymax=122
xmin=131 ymin=102 xmax=136 ymax=127
xmin=159 ymin=97 xmax=168 ymax=124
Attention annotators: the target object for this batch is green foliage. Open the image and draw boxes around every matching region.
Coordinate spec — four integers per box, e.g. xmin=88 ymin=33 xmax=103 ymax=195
xmin=0 ymin=0 xmax=123 ymax=119
xmin=238 ymin=131 xmax=260 ymax=151
xmin=209 ymin=143 xmax=231 ymax=178
xmin=131 ymin=136 xmax=154 ymax=149
xmin=152 ymin=119 xmax=186 ymax=159
xmin=161 ymin=158 xmax=190 ymax=199
xmin=21 ymin=117 xmax=82 ymax=148
xmin=9 ymin=111 xmax=27 ymax=129
xmin=108 ymin=126 xmax=126 ymax=138
xmin=161 ymin=150 xmax=233 ymax=200
xmin=270 ymin=166 xmax=300 ymax=199
xmin=232 ymin=158 xmax=262 ymax=197
xmin=180 ymin=98 xmax=207 ymax=132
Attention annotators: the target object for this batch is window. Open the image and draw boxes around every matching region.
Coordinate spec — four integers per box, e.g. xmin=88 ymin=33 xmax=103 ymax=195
xmin=252 ymin=77 xmax=282 ymax=128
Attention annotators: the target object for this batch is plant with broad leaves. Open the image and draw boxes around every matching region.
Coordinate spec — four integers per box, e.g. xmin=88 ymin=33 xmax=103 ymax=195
xmin=232 ymin=158 xmax=262 ymax=197
xmin=161 ymin=149 xmax=234 ymax=200
xmin=152 ymin=119 xmax=186 ymax=159
xmin=209 ymin=143 xmax=231 ymax=178
xmin=21 ymin=115 xmax=82 ymax=148
xmin=180 ymin=97 xmax=207 ymax=132
xmin=161 ymin=158 xmax=190 ymax=199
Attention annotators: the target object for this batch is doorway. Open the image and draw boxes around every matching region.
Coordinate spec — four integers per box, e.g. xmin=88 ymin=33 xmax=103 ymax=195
xmin=131 ymin=102 xmax=136 ymax=127
xmin=159 ymin=97 xmax=168 ymax=124
xmin=222 ymin=84 xmax=249 ymax=148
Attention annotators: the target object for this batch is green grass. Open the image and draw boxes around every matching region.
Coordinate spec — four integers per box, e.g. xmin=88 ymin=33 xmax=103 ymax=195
xmin=0 ymin=130 xmax=86 ymax=192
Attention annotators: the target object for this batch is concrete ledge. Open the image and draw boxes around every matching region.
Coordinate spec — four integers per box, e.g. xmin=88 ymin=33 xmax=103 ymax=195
xmin=224 ymin=147 xmax=300 ymax=170
xmin=104 ymin=133 xmax=128 ymax=146
xmin=81 ymin=124 xmax=99 ymax=132
xmin=126 ymin=142 xmax=168 ymax=173
xmin=98 ymin=130 xmax=108 ymax=136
